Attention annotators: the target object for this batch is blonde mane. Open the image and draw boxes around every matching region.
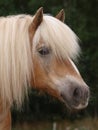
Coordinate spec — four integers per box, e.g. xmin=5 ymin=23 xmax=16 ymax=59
xmin=0 ymin=14 xmax=80 ymax=108
xmin=0 ymin=15 xmax=33 ymax=108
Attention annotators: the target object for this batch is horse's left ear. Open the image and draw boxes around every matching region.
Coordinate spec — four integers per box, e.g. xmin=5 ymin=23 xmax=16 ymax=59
xmin=29 ymin=7 xmax=43 ymax=40
xmin=55 ymin=9 xmax=65 ymax=22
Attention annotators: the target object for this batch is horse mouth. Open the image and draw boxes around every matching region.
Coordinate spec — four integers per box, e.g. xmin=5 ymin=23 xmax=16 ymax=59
xmin=71 ymin=102 xmax=88 ymax=110
xmin=60 ymin=94 xmax=89 ymax=111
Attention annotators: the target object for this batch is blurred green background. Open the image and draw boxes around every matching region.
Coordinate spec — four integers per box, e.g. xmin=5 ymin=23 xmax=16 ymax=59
xmin=0 ymin=0 xmax=97 ymax=129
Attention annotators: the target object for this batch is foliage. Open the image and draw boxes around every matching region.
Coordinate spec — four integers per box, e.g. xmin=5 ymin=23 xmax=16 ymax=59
xmin=0 ymin=0 xmax=97 ymax=120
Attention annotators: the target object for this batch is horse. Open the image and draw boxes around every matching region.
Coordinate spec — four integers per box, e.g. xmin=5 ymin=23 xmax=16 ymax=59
xmin=0 ymin=7 xmax=90 ymax=130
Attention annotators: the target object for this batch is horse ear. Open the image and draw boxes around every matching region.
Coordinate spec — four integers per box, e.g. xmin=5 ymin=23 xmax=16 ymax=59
xmin=29 ymin=7 xmax=43 ymax=39
xmin=55 ymin=9 xmax=65 ymax=22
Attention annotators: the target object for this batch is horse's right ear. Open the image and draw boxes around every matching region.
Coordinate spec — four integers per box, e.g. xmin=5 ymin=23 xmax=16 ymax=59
xmin=29 ymin=7 xmax=43 ymax=40
xmin=55 ymin=9 xmax=65 ymax=22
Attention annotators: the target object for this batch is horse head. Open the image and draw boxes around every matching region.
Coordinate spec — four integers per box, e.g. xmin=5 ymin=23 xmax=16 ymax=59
xmin=29 ymin=7 xmax=90 ymax=110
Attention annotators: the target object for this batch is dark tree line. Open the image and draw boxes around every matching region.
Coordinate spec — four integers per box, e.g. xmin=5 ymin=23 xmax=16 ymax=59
xmin=0 ymin=0 xmax=97 ymax=121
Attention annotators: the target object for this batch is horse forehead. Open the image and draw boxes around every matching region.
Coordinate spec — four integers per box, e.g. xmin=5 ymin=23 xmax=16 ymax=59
xmin=34 ymin=17 xmax=80 ymax=60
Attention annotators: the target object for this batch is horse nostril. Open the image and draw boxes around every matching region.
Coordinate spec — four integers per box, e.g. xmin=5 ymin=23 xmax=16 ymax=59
xmin=73 ymin=88 xmax=81 ymax=99
xmin=73 ymin=86 xmax=90 ymax=102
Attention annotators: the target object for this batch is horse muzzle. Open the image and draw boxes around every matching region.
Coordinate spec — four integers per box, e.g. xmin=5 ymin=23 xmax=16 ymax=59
xmin=60 ymin=78 xmax=90 ymax=110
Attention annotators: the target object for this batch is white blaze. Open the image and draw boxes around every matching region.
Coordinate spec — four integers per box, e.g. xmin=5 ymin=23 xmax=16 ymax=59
xmin=69 ymin=58 xmax=80 ymax=75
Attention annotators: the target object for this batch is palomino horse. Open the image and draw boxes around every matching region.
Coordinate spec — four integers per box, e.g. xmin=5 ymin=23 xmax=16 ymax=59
xmin=0 ymin=7 xmax=89 ymax=130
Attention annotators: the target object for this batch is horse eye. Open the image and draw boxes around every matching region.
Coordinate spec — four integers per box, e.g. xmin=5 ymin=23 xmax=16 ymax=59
xmin=38 ymin=47 xmax=50 ymax=55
